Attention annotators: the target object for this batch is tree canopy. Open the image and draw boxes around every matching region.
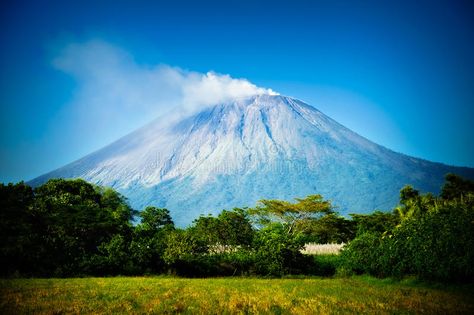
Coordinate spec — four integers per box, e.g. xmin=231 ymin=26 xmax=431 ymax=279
xmin=248 ymin=194 xmax=334 ymax=235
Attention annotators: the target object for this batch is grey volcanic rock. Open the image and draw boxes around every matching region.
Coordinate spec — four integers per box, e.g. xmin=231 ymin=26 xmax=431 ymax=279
xmin=30 ymin=95 xmax=474 ymax=226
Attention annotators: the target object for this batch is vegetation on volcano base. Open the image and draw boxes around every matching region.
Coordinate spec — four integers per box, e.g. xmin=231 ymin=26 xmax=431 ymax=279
xmin=1 ymin=174 xmax=473 ymax=282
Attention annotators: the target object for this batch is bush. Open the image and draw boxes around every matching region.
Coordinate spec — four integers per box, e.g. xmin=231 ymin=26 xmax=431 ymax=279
xmin=310 ymin=255 xmax=341 ymax=276
xmin=253 ymin=224 xmax=310 ymax=276
xmin=338 ymin=232 xmax=384 ymax=276
xmin=339 ymin=194 xmax=474 ymax=282
xmin=388 ymin=198 xmax=474 ymax=282
xmin=213 ymin=250 xmax=256 ymax=276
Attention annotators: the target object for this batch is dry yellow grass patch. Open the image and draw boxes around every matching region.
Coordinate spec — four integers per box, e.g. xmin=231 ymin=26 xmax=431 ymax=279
xmin=1 ymin=276 xmax=473 ymax=314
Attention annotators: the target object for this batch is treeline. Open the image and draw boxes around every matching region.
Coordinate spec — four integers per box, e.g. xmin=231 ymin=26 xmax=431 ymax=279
xmin=339 ymin=174 xmax=474 ymax=282
xmin=1 ymin=174 xmax=473 ymax=282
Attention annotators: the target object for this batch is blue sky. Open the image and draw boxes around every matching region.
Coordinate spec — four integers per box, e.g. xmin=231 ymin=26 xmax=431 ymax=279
xmin=1 ymin=0 xmax=474 ymax=183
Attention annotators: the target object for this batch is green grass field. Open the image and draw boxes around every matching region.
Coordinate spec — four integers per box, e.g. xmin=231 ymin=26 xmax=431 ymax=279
xmin=1 ymin=276 xmax=473 ymax=314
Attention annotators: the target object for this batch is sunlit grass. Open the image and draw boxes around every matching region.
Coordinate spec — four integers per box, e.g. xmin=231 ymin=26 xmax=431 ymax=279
xmin=1 ymin=276 xmax=473 ymax=314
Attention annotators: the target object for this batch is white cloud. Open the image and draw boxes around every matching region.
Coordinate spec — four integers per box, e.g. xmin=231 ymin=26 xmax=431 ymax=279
xmin=52 ymin=39 xmax=278 ymax=131
xmin=181 ymin=71 xmax=278 ymax=111
xmin=44 ymin=39 xmax=279 ymax=166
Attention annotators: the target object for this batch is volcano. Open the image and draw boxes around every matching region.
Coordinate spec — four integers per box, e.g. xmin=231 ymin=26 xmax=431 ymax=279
xmin=31 ymin=95 xmax=474 ymax=225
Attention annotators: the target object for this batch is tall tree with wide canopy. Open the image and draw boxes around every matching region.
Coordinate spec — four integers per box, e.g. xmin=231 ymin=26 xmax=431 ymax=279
xmin=248 ymin=194 xmax=334 ymax=235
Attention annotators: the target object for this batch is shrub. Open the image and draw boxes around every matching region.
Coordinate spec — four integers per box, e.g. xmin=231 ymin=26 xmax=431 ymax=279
xmin=253 ymin=224 xmax=310 ymax=276
xmin=339 ymin=194 xmax=474 ymax=282
xmin=387 ymin=197 xmax=474 ymax=282
xmin=310 ymin=255 xmax=341 ymax=276
xmin=338 ymin=232 xmax=384 ymax=276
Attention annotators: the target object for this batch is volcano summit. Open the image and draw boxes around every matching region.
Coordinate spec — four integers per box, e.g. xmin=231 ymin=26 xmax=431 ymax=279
xmin=31 ymin=95 xmax=474 ymax=225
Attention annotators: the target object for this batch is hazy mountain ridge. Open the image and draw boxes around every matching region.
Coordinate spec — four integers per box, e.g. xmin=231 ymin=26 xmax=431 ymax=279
xmin=31 ymin=95 xmax=474 ymax=226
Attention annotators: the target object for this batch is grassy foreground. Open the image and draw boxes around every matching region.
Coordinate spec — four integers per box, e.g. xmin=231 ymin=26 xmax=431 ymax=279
xmin=1 ymin=276 xmax=473 ymax=314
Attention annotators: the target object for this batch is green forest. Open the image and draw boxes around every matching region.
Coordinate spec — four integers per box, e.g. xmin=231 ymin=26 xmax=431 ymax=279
xmin=1 ymin=174 xmax=473 ymax=282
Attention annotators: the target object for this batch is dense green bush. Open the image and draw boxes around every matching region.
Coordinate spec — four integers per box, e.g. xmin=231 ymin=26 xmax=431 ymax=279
xmin=190 ymin=209 xmax=254 ymax=247
xmin=310 ymin=255 xmax=341 ymax=276
xmin=0 ymin=179 xmax=135 ymax=276
xmin=253 ymin=224 xmax=310 ymax=276
xmin=339 ymin=174 xmax=474 ymax=282
xmin=388 ymin=197 xmax=474 ymax=281
xmin=165 ymin=250 xmax=256 ymax=277
xmin=339 ymin=232 xmax=384 ymax=276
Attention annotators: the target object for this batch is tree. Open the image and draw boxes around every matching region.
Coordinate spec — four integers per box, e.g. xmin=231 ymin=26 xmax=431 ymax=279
xmin=191 ymin=215 xmax=221 ymax=246
xmin=340 ymin=175 xmax=474 ymax=282
xmin=0 ymin=182 xmax=36 ymax=276
xmin=246 ymin=196 xmax=336 ymax=276
xmin=95 ymin=234 xmax=131 ymax=275
xmin=139 ymin=206 xmax=173 ymax=232
xmin=440 ymin=173 xmax=474 ymax=200
xmin=99 ymin=187 xmax=136 ymax=232
xmin=306 ymin=213 xmax=356 ymax=243
xmin=248 ymin=195 xmax=334 ymax=236
xmin=399 ymin=185 xmax=419 ymax=206
xmin=253 ymin=223 xmax=309 ymax=276
xmin=163 ymin=229 xmax=206 ymax=265
xmin=339 ymin=232 xmax=383 ymax=275
xmin=31 ymin=179 xmax=134 ymax=276
xmin=217 ymin=208 xmax=254 ymax=246
xmin=351 ymin=211 xmax=398 ymax=235
xmin=129 ymin=207 xmax=174 ymax=274
xmin=395 ymin=185 xmax=434 ymax=221
xmin=190 ymin=208 xmax=254 ymax=249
